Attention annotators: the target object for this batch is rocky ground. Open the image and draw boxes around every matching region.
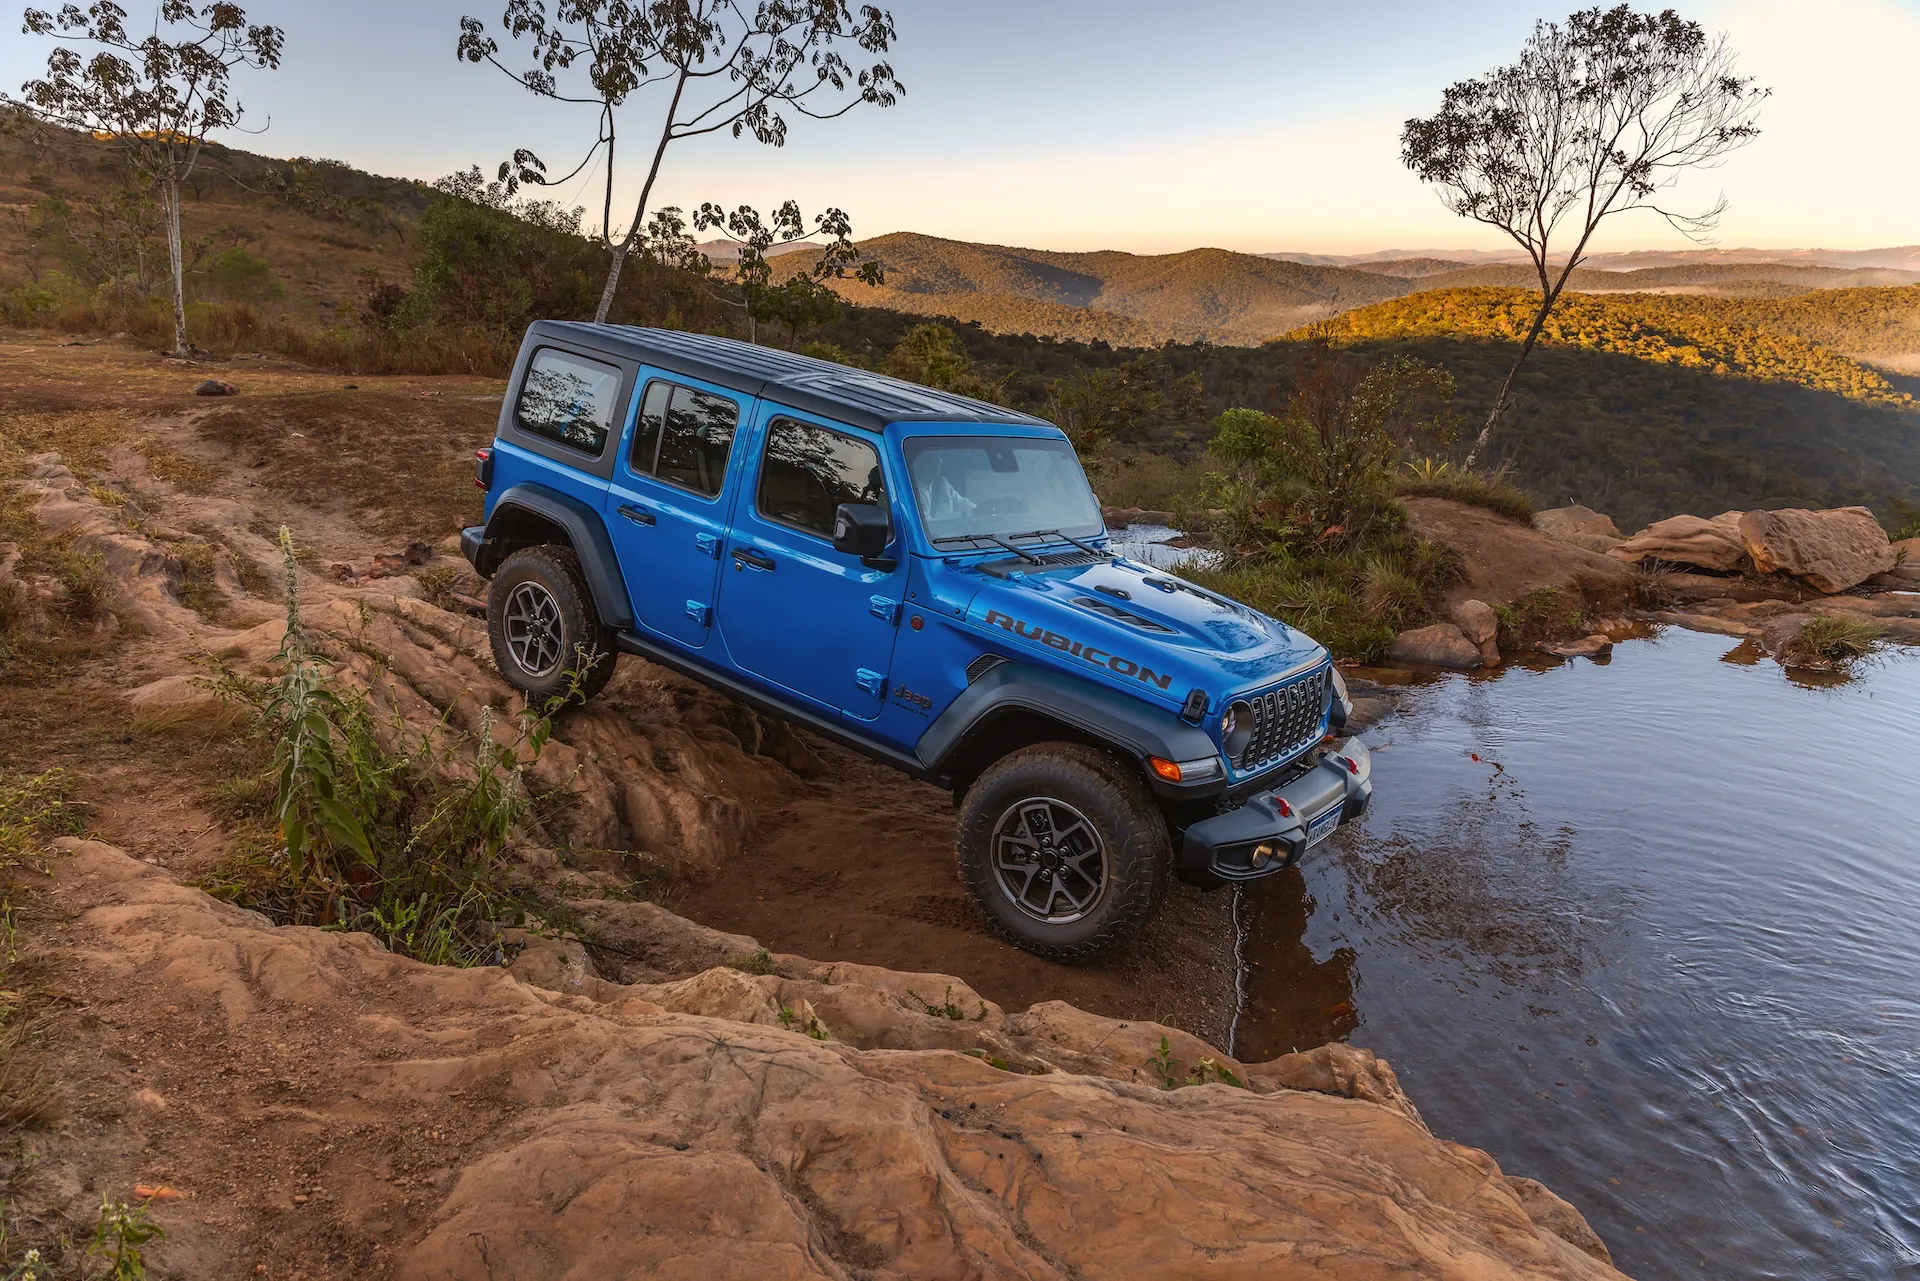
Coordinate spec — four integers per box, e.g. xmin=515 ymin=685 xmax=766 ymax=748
xmin=0 ymin=334 xmax=1622 ymax=1279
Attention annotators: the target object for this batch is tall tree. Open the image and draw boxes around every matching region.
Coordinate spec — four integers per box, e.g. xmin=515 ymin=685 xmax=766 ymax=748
xmin=458 ymin=0 xmax=902 ymax=324
xmin=9 ymin=1 xmax=283 ymax=357
xmin=1401 ymin=5 xmax=1766 ymax=465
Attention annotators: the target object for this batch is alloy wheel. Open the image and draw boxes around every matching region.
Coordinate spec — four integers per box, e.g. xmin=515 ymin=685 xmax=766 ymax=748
xmin=504 ymin=581 xmax=565 ymax=678
xmin=990 ymin=796 xmax=1109 ymax=924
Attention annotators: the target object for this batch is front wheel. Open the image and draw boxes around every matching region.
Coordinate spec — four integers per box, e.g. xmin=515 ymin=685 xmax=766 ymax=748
xmin=956 ymin=743 xmax=1170 ymax=961
xmin=486 ymin=545 xmax=616 ymax=707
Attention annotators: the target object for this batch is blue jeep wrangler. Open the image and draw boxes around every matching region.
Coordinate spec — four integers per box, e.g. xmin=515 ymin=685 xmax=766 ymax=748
xmin=462 ymin=323 xmax=1371 ymax=959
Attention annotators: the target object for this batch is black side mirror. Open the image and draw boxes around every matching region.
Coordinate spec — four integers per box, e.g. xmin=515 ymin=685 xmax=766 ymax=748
xmin=833 ymin=502 xmax=894 ymax=568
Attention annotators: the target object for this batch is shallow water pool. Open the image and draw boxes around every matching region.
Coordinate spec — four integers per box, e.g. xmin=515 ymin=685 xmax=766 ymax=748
xmin=1234 ymin=627 xmax=1920 ymax=1280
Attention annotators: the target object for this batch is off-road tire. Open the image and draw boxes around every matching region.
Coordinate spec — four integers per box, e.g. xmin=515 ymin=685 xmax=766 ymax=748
xmin=956 ymin=742 xmax=1171 ymax=962
xmin=486 ymin=545 xmax=617 ymax=707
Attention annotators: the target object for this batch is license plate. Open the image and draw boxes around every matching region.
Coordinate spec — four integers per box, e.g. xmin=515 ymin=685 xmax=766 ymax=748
xmin=1305 ymin=803 xmax=1344 ymax=846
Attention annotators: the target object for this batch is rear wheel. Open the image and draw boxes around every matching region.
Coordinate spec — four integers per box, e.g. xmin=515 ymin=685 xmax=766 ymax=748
xmin=956 ymin=743 xmax=1170 ymax=961
xmin=486 ymin=545 xmax=616 ymax=707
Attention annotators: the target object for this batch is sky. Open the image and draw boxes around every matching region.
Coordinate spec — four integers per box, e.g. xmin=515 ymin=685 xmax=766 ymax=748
xmin=4 ymin=0 xmax=1916 ymax=255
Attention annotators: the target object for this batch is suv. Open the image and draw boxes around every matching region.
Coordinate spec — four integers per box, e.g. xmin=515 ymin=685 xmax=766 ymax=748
xmin=462 ymin=323 xmax=1371 ymax=959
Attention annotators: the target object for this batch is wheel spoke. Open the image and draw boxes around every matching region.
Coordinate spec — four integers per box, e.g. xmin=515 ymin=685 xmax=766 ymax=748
xmin=988 ymin=794 xmax=1109 ymax=926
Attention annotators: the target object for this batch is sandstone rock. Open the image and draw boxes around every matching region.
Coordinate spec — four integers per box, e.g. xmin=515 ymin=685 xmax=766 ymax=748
xmin=47 ymin=838 xmax=1626 ymax=1281
xmin=1534 ymin=505 xmax=1621 ymax=541
xmin=1505 ymin=1175 xmax=1616 ymax=1266
xmin=1537 ymin=634 xmax=1614 ymax=660
xmin=1391 ymin=622 xmax=1482 ymax=669
xmin=1737 ymin=507 xmax=1895 ymax=594
xmin=1610 ymin=513 xmax=1749 ymax=573
xmin=1451 ymin=598 xmax=1501 ymax=666
xmin=1403 ymin=497 xmax=1635 ymax=615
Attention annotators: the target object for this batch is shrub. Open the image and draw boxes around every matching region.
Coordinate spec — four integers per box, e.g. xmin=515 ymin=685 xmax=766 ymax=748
xmin=1395 ymin=466 xmax=1535 ymax=524
xmin=1779 ymin=615 xmax=1882 ymax=670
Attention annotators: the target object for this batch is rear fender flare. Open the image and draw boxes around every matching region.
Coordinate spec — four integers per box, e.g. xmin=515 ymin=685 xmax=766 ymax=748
xmin=479 ymin=483 xmax=635 ymax=630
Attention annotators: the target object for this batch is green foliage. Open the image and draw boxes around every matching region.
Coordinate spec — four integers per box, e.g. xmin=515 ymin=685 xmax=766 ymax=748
xmin=1395 ymin=464 xmax=1535 ymax=524
xmin=725 ymin=947 xmax=776 ymax=976
xmin=1885 ymin=498 xmax=1920 ymax=543
xmin=0 ymin=771 xmax=75 ymax=873
xmin=85 ymin=1196 xmax=161 ymax=1281
xmin=1782 ymin=615 xmax=1882 ymax=671
xmin=1494 ymin=587 xmax=1588 ymax=652
xmin=1313 ymin=288 xmax=1913 ymax=409
xmin=198 ymin=246 xmax=281 ymax=302
xmin=884 ymin=323 xmax=1005 ymax=402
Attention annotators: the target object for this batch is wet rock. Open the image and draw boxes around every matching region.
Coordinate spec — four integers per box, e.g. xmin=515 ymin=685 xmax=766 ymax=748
xmin=1391 ymin=622 xmax=1482 ymax=669
xmin=1537 ymin=634 xmax=1614 ymax=660
xmin=1505 ymin=1175 xmax=1616 ymax=1266
xmin=1451 ymin=598 xmax=1501 ymax=666
xmin=1403 ymin=497 xmax=1634 ymax=615
xmin=1736 ymin=507 xmax=1895 ymax=594
xmin=194 ymin=379 xmax=239 ymax=397
xmin=1610 ymin=513 xmax=1750 ymax=573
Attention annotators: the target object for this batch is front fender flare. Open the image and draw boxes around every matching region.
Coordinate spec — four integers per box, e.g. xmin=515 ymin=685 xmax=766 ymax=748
xmin=916 ymin=662 xmax=1218 ymax=790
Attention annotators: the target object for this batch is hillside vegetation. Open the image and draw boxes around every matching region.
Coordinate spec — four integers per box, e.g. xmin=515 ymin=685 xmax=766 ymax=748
xmin=1307 ymin=288 xmax=1916 ymax=407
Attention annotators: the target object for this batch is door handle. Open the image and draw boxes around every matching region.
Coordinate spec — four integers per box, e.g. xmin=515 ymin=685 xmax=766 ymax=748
xmin=731 ymin=546 xmax=775 ymax=571
xmin=617 ymin=504 xmax=655 ymax=527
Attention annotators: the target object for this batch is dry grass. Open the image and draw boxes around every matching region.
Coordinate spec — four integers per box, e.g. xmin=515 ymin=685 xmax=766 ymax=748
xmin=1779 ymin=615 xmax=1883 ymax=670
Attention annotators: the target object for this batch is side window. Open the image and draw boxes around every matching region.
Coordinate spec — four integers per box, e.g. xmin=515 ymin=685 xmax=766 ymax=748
xmin=757 ymin=418 xmax=887 ymax=540
xmin=627 ymin=381 xmax=671 ymax=475
xmin=515 ymin=348 xmax=621 ymax=456
xmin=627 ymin=381 xmax=738 ymax=498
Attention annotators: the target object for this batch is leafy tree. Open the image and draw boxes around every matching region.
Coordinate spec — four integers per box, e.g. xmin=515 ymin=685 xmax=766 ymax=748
xmin=1401 ymin=4 xmax=1767 ymax=464
xmin=457 ymin=0 xmax=903 ymax=322
xmin=8 ymin=1 xmax=283 ymax=355
xmin=693 ymin=200 xmax=881 ymax=344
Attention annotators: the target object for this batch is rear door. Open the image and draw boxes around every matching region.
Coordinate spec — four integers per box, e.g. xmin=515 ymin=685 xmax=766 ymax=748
xmin=603 ymin=374 xmax=747 ymax=649
xmin=716 ymin=406 xmax=904 ymax=720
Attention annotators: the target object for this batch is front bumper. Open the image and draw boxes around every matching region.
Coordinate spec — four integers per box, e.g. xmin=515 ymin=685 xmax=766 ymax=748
xmin=1176 ymin=738 xmax=1372 ymax=887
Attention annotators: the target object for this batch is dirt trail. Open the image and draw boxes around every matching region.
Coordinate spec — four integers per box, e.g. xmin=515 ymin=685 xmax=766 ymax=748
xmin=0 ymin=334 xmax=1623 ymax=1276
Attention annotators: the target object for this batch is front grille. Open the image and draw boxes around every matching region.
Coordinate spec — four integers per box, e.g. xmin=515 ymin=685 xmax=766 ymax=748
xmin=1235 ymin=666 xmax=1331 ymax=771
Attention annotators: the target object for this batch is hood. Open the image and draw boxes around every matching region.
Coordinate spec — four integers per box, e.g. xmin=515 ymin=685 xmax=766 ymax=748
xmin=945 ymin=553 xmax=1326 ymax=707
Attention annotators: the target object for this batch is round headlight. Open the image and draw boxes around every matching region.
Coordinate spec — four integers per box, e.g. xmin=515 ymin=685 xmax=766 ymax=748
xmin=1221 ymin=700 xmax=1254 ymax=759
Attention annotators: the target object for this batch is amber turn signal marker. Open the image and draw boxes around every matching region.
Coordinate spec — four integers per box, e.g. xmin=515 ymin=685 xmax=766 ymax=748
xmin=1148 ymin=757 xmax=1183 ymax=782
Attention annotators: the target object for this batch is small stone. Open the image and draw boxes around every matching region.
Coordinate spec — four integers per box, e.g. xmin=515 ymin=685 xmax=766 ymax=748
xmin=1538 ymin=634 xmax=1614 ymax=660
xmin=194 ymin=379 xmax=239 ymax=397
xmin=293 ymin=1193 xmax=309 ymax=1204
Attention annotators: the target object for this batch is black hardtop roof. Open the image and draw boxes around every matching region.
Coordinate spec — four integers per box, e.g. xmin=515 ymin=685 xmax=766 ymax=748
xmin=530 ymin=321 xmax=1055 ymax=434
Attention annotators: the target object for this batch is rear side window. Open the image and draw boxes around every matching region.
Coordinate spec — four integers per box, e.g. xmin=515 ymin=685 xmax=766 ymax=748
xmin=627 ymin=380 xmax=738 ymax=498
xmin=757 ymin=418 xmax=887 ymax=539
xmin=515 ymin=348 xmax=622 ymax=456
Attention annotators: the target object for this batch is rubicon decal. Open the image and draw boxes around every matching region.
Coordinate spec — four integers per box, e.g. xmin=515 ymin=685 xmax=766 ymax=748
xmin=984 ymin=610 xmax=1174 ymax=690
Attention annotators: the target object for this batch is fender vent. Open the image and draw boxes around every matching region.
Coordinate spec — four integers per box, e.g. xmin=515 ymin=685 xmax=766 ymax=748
xmin=1072 ymin=596 xmax=1177 ymax=633
xmin=966 ymin=654 xmax=1008 ymax=685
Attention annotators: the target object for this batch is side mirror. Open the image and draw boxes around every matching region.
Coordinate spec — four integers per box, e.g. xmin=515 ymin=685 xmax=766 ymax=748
xmin=832 ymin=502 xmax=894 ymax=568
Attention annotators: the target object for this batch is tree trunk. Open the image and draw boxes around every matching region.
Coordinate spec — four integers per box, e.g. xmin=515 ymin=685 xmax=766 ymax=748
xmin=162 ymin=177 xmax=188 ymax=356
xmin=592 ymin=241 xmax=629 ymax=324
xmin=1463 ymin=296 xmax=1556 ymax=469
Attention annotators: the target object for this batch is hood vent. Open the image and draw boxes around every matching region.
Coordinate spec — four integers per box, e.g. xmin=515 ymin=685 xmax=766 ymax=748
xmin=1072 ymin=596 xmax=1177 ymax=633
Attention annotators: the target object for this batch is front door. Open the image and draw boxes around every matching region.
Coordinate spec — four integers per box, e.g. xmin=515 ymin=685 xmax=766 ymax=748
xmin=603 ymin=375 xmax=745 ymax=649
xmin=717 ymin=408 xmax=903 ymax=720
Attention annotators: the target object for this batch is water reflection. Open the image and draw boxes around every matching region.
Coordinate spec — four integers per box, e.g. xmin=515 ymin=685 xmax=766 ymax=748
xmin=1238 ymin=628 xmax=1920 ymax=1281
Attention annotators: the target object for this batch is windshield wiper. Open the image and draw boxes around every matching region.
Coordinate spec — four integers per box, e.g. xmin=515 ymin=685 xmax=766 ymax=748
xmin=1007 ymin=528 xmax=1113 ymax=558
xmin=931 ymin=533 xmax=1043 ymax=564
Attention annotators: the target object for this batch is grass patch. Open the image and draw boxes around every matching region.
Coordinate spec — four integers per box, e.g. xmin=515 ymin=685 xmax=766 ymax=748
xmin=0 ymin=486 xmax=119 ymax=677
xmin=1780 ymin=615 xmax=1883 ymax=670
xmin=1494 ymin=587 xmax=1589 ymax=652
xmin=1395 ymin=466 xmax=1535 ymax=524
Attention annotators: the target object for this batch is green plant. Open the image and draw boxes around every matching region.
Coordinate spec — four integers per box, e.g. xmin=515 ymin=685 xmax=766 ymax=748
xmin=85 ymin=1196 xmax=162 ymax=1281
xmin=1781 ymin=615 xmax=1882 ymax=670
xmin=1885 ymin=498 xmax=1920 ymax=543
xmin=0 ymin=1242 xmax=53 ymax=1281
xmin=1494 ymin=586 xmax=1588 ymax=652
xmin=0 ymin=771 xmax=73 ymax=873
xmin=1147 ymin=1035 xmax=1179 ymax=1090
xmin=726 ymin=947 xmax=775 ymax=976
xmin=905 ymin=986 xmax=970 ymax=1021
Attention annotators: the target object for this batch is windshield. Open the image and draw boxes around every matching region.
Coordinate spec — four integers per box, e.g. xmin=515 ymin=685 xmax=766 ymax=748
xmin=904 ymin=436 xmax=1103 ymax=544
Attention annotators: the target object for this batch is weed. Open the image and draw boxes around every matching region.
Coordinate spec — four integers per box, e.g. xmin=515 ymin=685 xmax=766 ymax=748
xmin=0 ymin=772 xmax=74 ymax=873
xmin=1147 ymin=1036 xmax=1179 ymax=1090
xmin=1884 ymin=497 xmax=1920 ymax=543
xmin=1780 ymin=615 xmax=1883 ymax=671
xmin=1494 ymin=587 xmax=1588 ymax=652
xmin=165 ymin=538 xmax=227 ymax=623
xmin=413 ymin=564 xmax=465 ymax=611
xmin=1631 ymin=559 xmax=1680 ymax=610
xmin=85 ymin=1196 xmax=161 ymax=1281
xmin=962 ymin=1047 xmax=1011 ymax=1071
xmin=905 ymin=986 xmax=970 ymax=1021
xmin=1186 ymin=1057 xmax=1246 ymax=1089
xmin=776 ymin=1003 xmax=830 ymax=1041
xmin=725 ymin=947 xmax=775 ymax=976
xmin=1395 ymin=466 xmax=1535 ymax=524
